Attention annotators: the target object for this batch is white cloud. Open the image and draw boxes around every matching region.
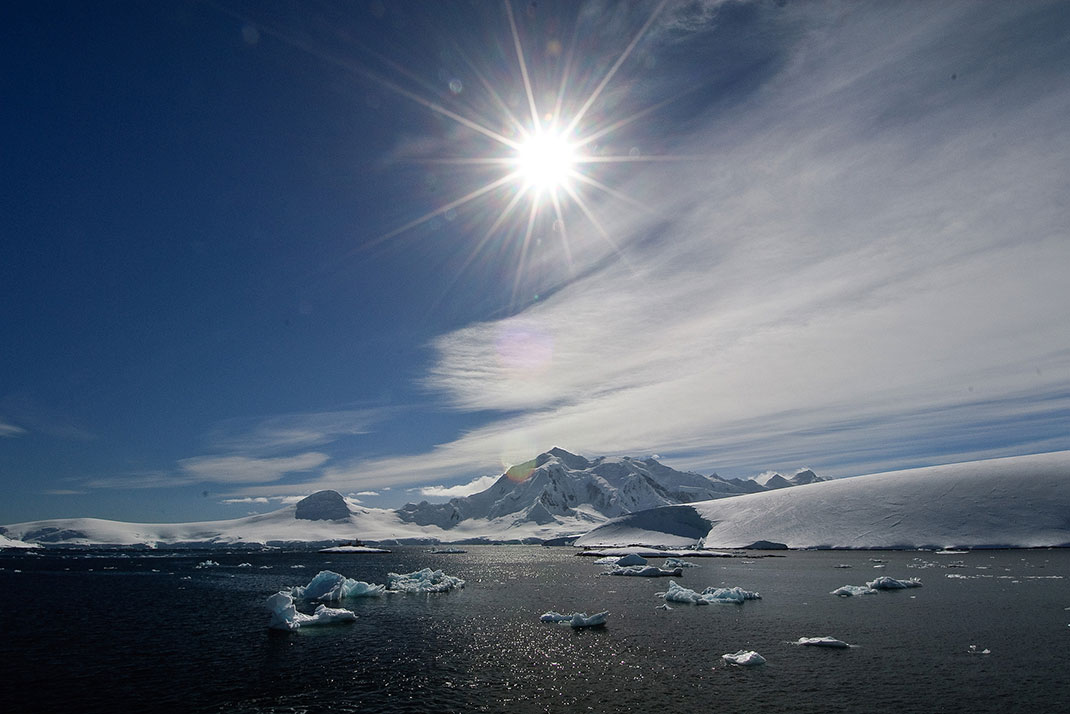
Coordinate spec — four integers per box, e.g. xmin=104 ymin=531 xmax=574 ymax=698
xmin=0 ymin=421 xmax=26 ymax=438
xmin=220 ymin=496 xmax=270 ymax=505
xmin=179 ymin=452 xmax=329 ymax=484
xmin=412 ymin=474 xmax=500 ymax=499
xmin=204 ymin=409 xmax=388 ymax=454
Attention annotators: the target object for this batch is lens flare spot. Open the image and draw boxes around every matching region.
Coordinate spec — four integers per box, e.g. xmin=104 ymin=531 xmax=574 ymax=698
xmin=506 ymin=458 xmax=537 ymax=483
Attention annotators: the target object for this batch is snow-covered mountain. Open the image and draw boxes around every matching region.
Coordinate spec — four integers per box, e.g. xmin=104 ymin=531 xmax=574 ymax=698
xmin=575 ymin=451 xmax=1070 ymax=550
xmin=395 ymin=447 xmax=763 ymax=530
xmin=750 ymin=468 xmax=828 ymax=490
xmin=0 ymin=448 xmax=813 ymax=547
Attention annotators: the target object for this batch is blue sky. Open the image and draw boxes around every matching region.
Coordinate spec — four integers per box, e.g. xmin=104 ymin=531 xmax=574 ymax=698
xmin=2 ymin=0 xmax=1068 ymax=524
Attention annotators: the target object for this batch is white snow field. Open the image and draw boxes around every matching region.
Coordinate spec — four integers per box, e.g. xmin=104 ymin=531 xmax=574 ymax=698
xmin=0 ymin=534 xmax=39 ymax=549
xmin=575 ymin=451 xmax=1070 ymax=549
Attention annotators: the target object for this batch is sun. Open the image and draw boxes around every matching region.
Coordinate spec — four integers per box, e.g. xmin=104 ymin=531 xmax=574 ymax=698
xmin=513 ymin=129 xmax=578 ymax=194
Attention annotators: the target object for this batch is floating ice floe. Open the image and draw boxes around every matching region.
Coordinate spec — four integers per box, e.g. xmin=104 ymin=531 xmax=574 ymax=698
xmin=387 ymin=568 xmax=464 ymax=593
xmin=867 ymin=576 xmax=922 ymax=590
xmin=614 ymin=553 xmax=647 ymax=567
xmin=831 ymin=585 xmax=876 ymax=597
xmin=266 ymin=591 xmax=356 ymax=631
xmin=196 ymin=560 xmax=220 ymax=568
xmin=607 ymin=565 xmax=682 ymax=577
xmin=663 ymin=558 xmax=699 ymax=569
xmin=722 ymin=650 xmax=765 ymax=666
xmin=540 ymin=611 xmax=608 ymax=628
xmin=655 ymin=603 xmax=672 ymax=611
xmin=833 ymin=576 xmax=921 ymax=596
xmin=289 ymin=570 xmax=385 ymax=601
xmin=967 ymin=645 xmax=991 ymax=655
xmin=657 ymin=580 xmax=760 ymax=605
xmin=795 ymin=636 xmax=851 ymax=648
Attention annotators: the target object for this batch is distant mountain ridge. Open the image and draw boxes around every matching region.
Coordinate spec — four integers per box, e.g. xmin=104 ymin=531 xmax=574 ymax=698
xmin=396 ymin=447 xmax=820 ymax=530
xmin=0 ymin=447 xmax=825 ymax=547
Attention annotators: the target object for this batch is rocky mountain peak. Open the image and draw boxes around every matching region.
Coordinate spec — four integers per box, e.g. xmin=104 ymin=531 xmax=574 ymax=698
xmin=294 ymin=490 xmax=351 ymax=521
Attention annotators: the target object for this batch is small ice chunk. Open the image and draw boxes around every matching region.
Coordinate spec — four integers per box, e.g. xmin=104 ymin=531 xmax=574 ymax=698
xmin=795 ymin=636 xmax=851 ymax=648
xmin=196 ymin=560 xmax=220 ymax=568
xmin=615 ymin=553 xmax=647 ymax=566
xmin=663 ymin=558 xmax=699 ymax=569
xmin=570 ymin=611 xmax=608 ymax=628
xmin=831 ymin=585 xmax=876 ymax=597
xmin=834 ymin=564 xmax=853 ymax=569
xmin=655 ymin=603 xmax=672 ymax=611
xmin=607 ymin=565 xmax=682 ymax=577
xmin=866 ymin=576 xmax=922 ymax=590
xmin=289 ymin=570 xmax=385 ymax=601
xmin=658 ymin=580 xmax=760 ymax=605
xmin=238 ymin=562 xmax=253 ymax=568
xmin=722 ymin=650 xmax=765 ymax=666
xmin=967 ymin=645 xmax=991 ymax=655
xmin=266 ymin=591 xmax=357 ymax=630
xmin=387 ymin=567 xmax=464 ymax=593
xmin=592 ymin=556 xmax=619 ymax=565
xmin=540 ymin=611 xmax=609 ymax=627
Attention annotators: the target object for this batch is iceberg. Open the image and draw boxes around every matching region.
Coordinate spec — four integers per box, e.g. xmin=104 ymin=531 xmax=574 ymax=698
xmin=266 ymin=591 xmax=357 ymax=630
xmin=831 ymin=585 xmax=877 ymax=597
xmin=795 ymin=636 xmax=851 ymax=648
xmin=657 ymin=580 xmax=760 ymax=605
xmin=615 ymin=553 xmax=647 ymax=566
xmin=607 ymin=565 xmax=682 ymax=577
xmin=387 ymin=568 xmax=465 ymax=593
xmin=722 ymin=650 xmax=765 ymax=666
xmin=867 ymin=576 xmax=922 ymax=590
xmin=540 ymin=610 xmax=609 ymax=627
xmin=663 ymin=557 xmax=699 ymax=569
xmin=289 ymin=570 xmax=385 ymax=601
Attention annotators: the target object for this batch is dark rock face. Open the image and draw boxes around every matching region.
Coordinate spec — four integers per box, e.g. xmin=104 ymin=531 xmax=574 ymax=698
xmin=294 ymin=490 xmax=351 ymax=521
xmin=741 ymin=540 xmax=789 ymax=550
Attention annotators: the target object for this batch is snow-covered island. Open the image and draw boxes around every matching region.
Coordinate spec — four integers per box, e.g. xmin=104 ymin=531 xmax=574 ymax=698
xmin=2 ymin=449 xmax=1068 ymax=550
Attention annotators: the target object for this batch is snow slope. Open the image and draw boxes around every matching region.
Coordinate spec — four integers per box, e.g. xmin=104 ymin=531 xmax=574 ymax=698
xmin=576 ymin=452 xmax=1070 ymax=549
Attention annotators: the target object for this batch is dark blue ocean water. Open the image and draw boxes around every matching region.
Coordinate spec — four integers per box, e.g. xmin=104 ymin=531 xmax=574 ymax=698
xmin=1 ymin=546 xmax=1068 ymax=713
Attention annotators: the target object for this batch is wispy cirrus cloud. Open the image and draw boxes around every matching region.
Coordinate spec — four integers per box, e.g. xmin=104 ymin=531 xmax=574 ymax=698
xmin=179 ymin=452 xmax=329 ymax=484
xmin=411 ymin=474 xmax=501 ymax=499
xmin=203 ymin=408 xmax=390 ymax=455
xmin=0 ymin=420 xmax=26 ymax=438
